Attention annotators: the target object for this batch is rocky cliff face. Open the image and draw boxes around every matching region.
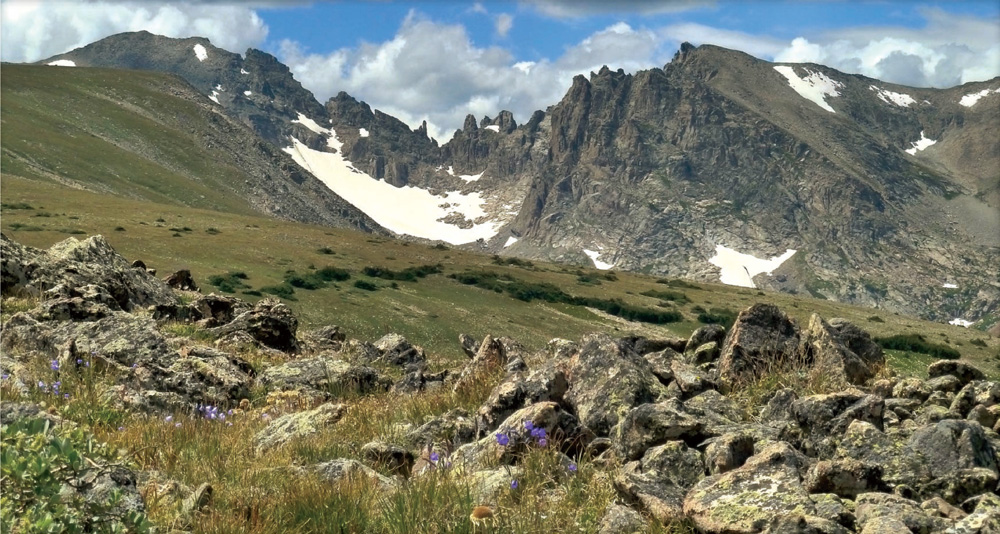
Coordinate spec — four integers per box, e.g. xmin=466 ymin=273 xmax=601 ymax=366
xmin=41 ymin=36 xmax=999 ymax=322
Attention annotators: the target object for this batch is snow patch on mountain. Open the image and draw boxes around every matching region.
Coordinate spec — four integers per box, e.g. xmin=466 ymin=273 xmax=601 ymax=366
xmin=484 ymin=125 xmax=500 ymax=132
xmin=460 ymin=171 xmax=484 ymax=183
xmin=869 ymin=85 xmax=915 ymax=107
xmin=47 ymin=59 xmax=76 ymax=67
xmin=240 ymin=68 xmax=249 ymax=75
xmin=773 ymin=66 xmax=842 ymax=113
xmin=709 ymin=245 xmax=796 ymax=288
xmin=942 ymin=283 xmax=958 ymax=289
xmin=359 ymin=128 xmax=370 ymax=138
xmin=282 ymin=121 xmax=510 ymax=244
xmin=208 ymin=90 xmax=220 ymax=104
xmin=949 ymin=318 xmax=974 ymax=328
xmin=584 ymin=249 xmax=614 ymax=270
xmin=905 ymin=131 xmax=937 ymax=155
xmin=244 ymin=91 xmax=252 ymax=96
xmin=959 ymin=88 xmax=1000 ymax=107
xmin=193 ymin=44 xmax=208 ymax=62
xmin=504 ymin=236 xmax=519 ymax=248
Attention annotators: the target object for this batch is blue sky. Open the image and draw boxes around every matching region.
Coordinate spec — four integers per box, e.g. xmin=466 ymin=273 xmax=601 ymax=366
xmin=2 ymin=1 xmax=998 ymax=140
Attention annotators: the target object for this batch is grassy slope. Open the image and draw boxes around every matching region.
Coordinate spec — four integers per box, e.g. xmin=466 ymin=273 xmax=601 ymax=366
xmin=1 ymin=64 xmax=258 ymax=215
xmin=2 ymin=175 xmax=997 ymax=375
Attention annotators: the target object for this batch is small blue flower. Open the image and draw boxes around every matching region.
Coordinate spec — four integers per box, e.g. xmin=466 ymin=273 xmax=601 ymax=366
xmin=131 ymin=363 xmax=138 ymax=369
xmin=524 ymin=420 xmax=534 ymax=431
xmin=76 ymin=359 xmax=83 ymax=365
xmin=430 ymin=452 xmax=440 ymax=463
xmin=118 ymin=426 xmax=124 ymax=432
xmin=531 ymin=427 xmax=546 ymax=439
xmin=165 ymin=415 xmax=173 ymax=423
xmin=1 ymin=374 xmax=8 ymax=380
xmin=510 ymin=479 xmax=518 ymax=490
xmin=568 ymin=463 xmax=577 ymax=472
xmin=174 ymin=422 xmax=181 ymax=428
xmin=538 ymin=437 xmax=548 ymax=447
xmin=496 ymin=433 xmax=510 ymax=446
xmin=63 ymin=394 xmax=70 ymax=399
xmin=38 ymin=381 xmax=46 ymax=389
xmin=50 ymin=360 xmax=59 ymax=371
xmin=84 ymin=361 xmax=90 ymax=368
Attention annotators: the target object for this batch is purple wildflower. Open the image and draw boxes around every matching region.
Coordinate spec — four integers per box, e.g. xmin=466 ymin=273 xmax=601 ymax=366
xmin=530 ymin=427 xmax=546 ymax=439
xmin=165 ymin=415 xmax=173 ymax=423
xmin=76 ymin=359 xmax=83 ymax=365
xmin=538 ymin=437 xmax=548 ymax=447
xmin=568 ymin=463 xmax=577 ymax=472
xmin=50 ymin=360 xmax=59 ymax=371
xmin=430 ymin=452 xmax=440 ymax=463
xmin=496 ymin=433 xmax=510 ymax=446
xmin=524 ymin=420 xmax=534 ymax=431
xmin=174 ymin=422 xmax=182 ymax=428
xmin=510 ymin=479 xmax=518 ymax=490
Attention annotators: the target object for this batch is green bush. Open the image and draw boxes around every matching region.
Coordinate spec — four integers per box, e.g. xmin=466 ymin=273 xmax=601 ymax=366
xmin=971 ymin=339 xmax=988 ymax=348
xmin=696 ymin=307 xmax=738 ymax=329
xmin=260 ymin=283 xmax=297 ymax=300
xmin=491 ymin=255 xmax=535 ymax=268
xmin=1 ymin=418 xmax=152 ymax=534
xmin=656 ymin=278 xmax=700 ymax=289
xmin=316 ymin=247 xmax=334 ymax=255
xmin=867 ymin=315 xmax=885 ymax=323
xmin=640 ymin=289 xmax=691 ymax=304
xmin=316 ymin=266 xmax=351 ymax=282
xmin=284 ymin=271 xmax=326 ymax=290
xmin=207 ymin=271 xmax=251 ymax=293
xmin=353 ymin=280 xmax=378 ymax=291
xmin=876 ymin=334 xmax=961 ymax=360
xmin=363 ymin=264 xmax=442 ymax=282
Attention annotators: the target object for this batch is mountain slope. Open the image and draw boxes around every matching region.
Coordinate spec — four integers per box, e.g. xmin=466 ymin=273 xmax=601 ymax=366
xmin=1 ymin=63 xmax=385 ymax=232
xmin=36 ymin=35 xmax=1000 ymax=323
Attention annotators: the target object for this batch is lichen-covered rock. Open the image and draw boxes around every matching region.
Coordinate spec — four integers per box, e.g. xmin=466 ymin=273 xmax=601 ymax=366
xmin=163 ymin=269 xmax=198 ymax=291
xmin=800 ymin=315 xmax=884 ymax=387
xmin=598 ymin=503 xmax=648 ymax=534
xmin=855 ymin=492 xmax=950 ymax=534
xmin=561 ymin=333 xmax=668 ymax=437
xmin=684 ymin=442 xmax=814 ymax=534
xmin=210 ymin=297 xmax=298 ymax=352
xmin=921 ymin=496 xmax=967 ymax=520
xmin=950 ymin=381 xmax=1000 ymax=418
xmin=686 ymin=324 xmax=727 ymax=354
xmin=894 ymin=377 xmax=931 ymax=402
xmin=763 ymin=515 xmax=852 ymax=534
xmin=308 ymin=458 xmax=396 ymax=490
xmin=705 ymin=432 xmax=756 ymax=474
xmin=614 ymin=441 xmax=704 ymax=524
xmin=254 ymin=402 xmax=346 ymax=453
xmin=475 ymin=359 xmax=568 ymax=435
xmin=1 ymin=234 xmax=177 ymax=310
xmin=453 ymin=335 xmax=508 ymax=392
xmin=917 ymin=468 xmax=998 ymax=506
xmin=928 ymin=360 xmax=986 ymax=387
xmin=835 ymin=420 xmax=932 ymax=489
xmin=805 ymin=459 xmax=886 ymax=498
xmin=925 ymin=374 xmax=963 ymax=394
xmin=907 ymin=420 xmax=998 ymax=479
xmin=809 ymin=493 xmax=855 ymax=530
xmin=690 ymin=341 xmax=720 ymax=365
xmin=28 ymin=284 xmax=121 ymax=322
xmin=404 ymin=408 xmax=476 ymax=451
xmin=718 ymin=304 xmax=801 ymax=388
xmin=260 ymin=356 xmax=387 ymax=399
xmin=361 ymin=441 xmax=415 ymax=476
xmin=392 ymin=368 xmax=450 ymax=394
xmin=792 ymin=392 xmax=884 ymax=456
xmin=670 ymin=358 xmax=715 ymax=397
xmin=302 ymin=325 xmax=346 ymax=353
xmin=459 ymin=333 xmax=479 ymax=358
xmin=374 ymin=333 xmax=426 ymax=367
xmin=762 ymin=388 xmax=799 ymax=422
xmin=642 ymin=348 xmax=677 ymax=385
xmin=612 ymin=399 xmax=703 ymax=462
xmin=466 ymin=466 xmax=524 ymax=505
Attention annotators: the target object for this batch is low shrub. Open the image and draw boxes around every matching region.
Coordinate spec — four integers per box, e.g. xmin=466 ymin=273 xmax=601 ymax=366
xmin=640 ymin=289 xmax=691 ymax=304
xmin=353 ymin=280 xmax=378 ymax=291
xmin=876 ymin=334 xmax=961 ymax=360
xmin=207 ymin=271 xmax=251 ymax=293
xmin=259 ymin=283 xmax=297 ymax=300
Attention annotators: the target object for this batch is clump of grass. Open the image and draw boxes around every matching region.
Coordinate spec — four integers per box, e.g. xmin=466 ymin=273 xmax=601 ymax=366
xmin=114 ymin=226 xmax=126 ymax=232
xmin=970 ymin=339 xmax=988 ymax=348
xmin=867 ymin=315 xmax=884 ymax=323
xmin=161 ymin=321 xmax=216 ymax=343
xmin=1 ymin=202 xmax=34 ymax=210
xmin=353 ymin=280 xmax=379 ymax=292
xmin=491 ymin=256 xmax=535 ymax=269
xmin=206 ymin=227 xmax=221 ymax=235
xmin=693 ymin=306 xmax=738 ymax=330
xmin=656 ymin=278 xmax=700 ymax=289
xmin=316 ymin=246 xmax=334 ymax=255
xmin=876 ymin=333 xmax=961 ymax=360
xmin=207 ymin=271 xmax=251 ymax=294
xmin=7 ymin=223 xmax=44 ymax=231
xmin=575 ymin=274 xmax=602 ymax=286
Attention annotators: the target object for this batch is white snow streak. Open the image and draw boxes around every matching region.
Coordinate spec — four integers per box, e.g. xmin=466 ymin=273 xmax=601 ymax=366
xmin=504 ymin=236 xmax=519 ymax=248
xmin=240 ymin=68 xmax=249 ymax=75
xmin=208 ymin=91 xmax=220 ymax=104
xmin=459 ymin=171 xmax=484 ymax=183
xmin=773 ymin=66 xmax=843 ymax=113
xmin=283 ymin=132 xmax=505 ymax=245
xmin=949 ymin=318 xmax=974 ymax=328
xmin=484 ymin=125 xmax=500 ymax=132
xmin=446 ymin=166 xmax=455 ymax=176
xmin=193 ymin=44 xmax=208 ymax=62
xmin=291 ymin=112 xmax=328 ymax=135
xmin=359 ymin=128 xmax=370 ymax=138
xmin=46 ymin=59 xmax=75 ymax=67
xmin=905 ymin=131 xmax=937 ymax=155
xmin=959 ymin=88 xmax=1000 ymax=107
xmin=243 ymin=90 xmax=252 ymax=96
xmin=583 ymin=249 xmax=614 ymax=270
xmin=709 ymin=245 xmax=796 ymax=288
xmin=942 ymin=283 xmax=958 ymax=289
xmin=869 ymin=85 xmax=915 ymax=107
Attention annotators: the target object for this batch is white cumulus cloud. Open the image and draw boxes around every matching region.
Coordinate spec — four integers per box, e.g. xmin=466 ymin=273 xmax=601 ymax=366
xmin=495 ymin=13 xmax=514 ymax=37
xmin=0 ymin=1 xmax=268 ymax=63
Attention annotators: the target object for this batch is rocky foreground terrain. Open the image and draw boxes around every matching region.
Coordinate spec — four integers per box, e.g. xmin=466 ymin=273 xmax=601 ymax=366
xmin=2 ymin=233 xmax=999 ymax=533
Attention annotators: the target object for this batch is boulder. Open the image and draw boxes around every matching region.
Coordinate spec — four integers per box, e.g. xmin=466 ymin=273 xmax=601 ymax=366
xmin=805 ymin=458 xmax=886 ymax=498
xmin=612 ymin=399 xmax=703 ymax=462
xmin=719 ymin=304 xmax=801 ymax=387
xmin=928 ymin=360 xmax=986 ymax=387
xmin=254 ymin=403 xmax=346 ymax=453
xmin=308 ymin=458 xmax=395 ymax=491
xmin=163 ymin=270 xmax=198 ymax=291
xmin=834 ymin=421 xmax=932 ymax=489
xmin=907 ymin=420 xmax=998 ymax=479
xmin=683 ymin=442 xmax=815 ymax=534
xmin=686 ymin=324 xmax=727 ymax=354
xmin=210 ymin=297 xmax=298 ymax=352
xmin=598 ymin=503 xmax=648 ymax=534
xmin=28 ymin=284 xmax=121 ymax=322
xmin=855 ymin=492 xmax=949 ymax=534
xmin=361 ymin=441 xmax=415 ymax=476
xmin=475 ymin=361 xmax=568 ymax=434
xmin=670 ymin=358 xmax=715 ymax=397
xmin=403 ymin=408 xmax=476 ymax=451
xmin=763 ymin=515 xmax=852 ymax=534
xmin=374 ymin=333 xmax=426 ymax=367
xmin=392 ymin=368 xmax=450 ymax=394
xmin=613 ymin=441 xmax=704 ymax=524
xmin=302 ymin=325 xmax=346 ymax=353
xmin=792 ymin=392 xmax=884 ymax=456
xmin=1 ymin=234 xmax=177 ymax=310
xmin=459 ymin=333 xmax=479 ymax=358
xmin=704 ymin=432 xmax=756 ymax=474
xmin=800 ymin=315 xmax=884 ymax=386
xmin=260 ymin=356 xmax=387 ymax=400
xmin=950 ymin=381 xmax=1000 ymax=417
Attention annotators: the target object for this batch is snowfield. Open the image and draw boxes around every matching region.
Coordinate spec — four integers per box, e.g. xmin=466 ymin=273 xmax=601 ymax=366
xmin=959 ymin=88 xmax=1000 ymax=107
xmin=942 ymin=283 xmax=958 ymax=289
xmin=282 ymin=114 xmax=509 ymax=244
xmin=583 ymin=249 xmax=614 ymax=270
xmin=193 ymin=44 xmax=208 ymax=62
xmin=709 ymin=245 xmax=796 ymax=288
xmin=905 ymin=131 xmax=937 ymax=155
xmin=47 ymin=59 xmax=76 ymax=67
xmin=359 ymin=128 xmax=370 ymax=138
xmin=459 ymin=171 xmax=484 ymax=183
xmin=869 ymin=85 xmax=915 ymax=107
xmin=504 ymin=236 xmax=519 ymax=248
xmin=949 ymin=318 xmax=974 ymax=328
xmin=773 ymin=66 xmax=842 ymax=113
xmin=484 ymin=125 xmax=501 ymax=132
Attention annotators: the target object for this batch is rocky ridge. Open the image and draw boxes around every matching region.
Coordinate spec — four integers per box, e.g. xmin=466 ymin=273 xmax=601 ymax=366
xmin=2 ymin=232 xmax=999 ymax=532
